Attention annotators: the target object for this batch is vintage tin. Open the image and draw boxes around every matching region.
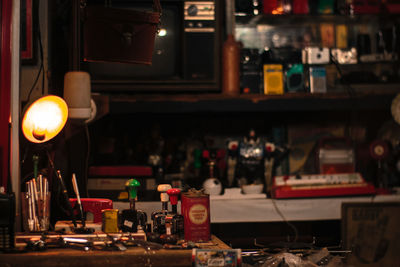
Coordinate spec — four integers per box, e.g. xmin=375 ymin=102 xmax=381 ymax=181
xmin=181 ymin=189 xmax=210 ymax=242
xmin=102 ymin=209 xmax=119 ymax=233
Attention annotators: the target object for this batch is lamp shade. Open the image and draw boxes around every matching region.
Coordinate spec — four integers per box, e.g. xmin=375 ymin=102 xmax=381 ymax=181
xmin=22 ymin=95 xmax=68 ymax=143
xmin=63 ymin=71 xmax=91 ymax=119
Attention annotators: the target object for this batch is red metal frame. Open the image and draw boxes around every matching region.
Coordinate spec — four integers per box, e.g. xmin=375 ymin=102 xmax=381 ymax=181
xmin=0 ymin=0 xmax=12 ymax=191
xmin=21 ymin=0 xmax=33 ymax=60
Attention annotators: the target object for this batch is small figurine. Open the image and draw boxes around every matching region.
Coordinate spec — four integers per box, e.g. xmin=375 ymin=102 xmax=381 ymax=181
xmin=201 ymin=149 xmax=224 ymax=195
xmin=227 ymin=129 xmax=288 ymax=194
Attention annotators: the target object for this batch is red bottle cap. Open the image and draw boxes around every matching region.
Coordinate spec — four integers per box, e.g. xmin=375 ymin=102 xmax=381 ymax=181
xmin=167 ymin=188 xmax=181 ymax=205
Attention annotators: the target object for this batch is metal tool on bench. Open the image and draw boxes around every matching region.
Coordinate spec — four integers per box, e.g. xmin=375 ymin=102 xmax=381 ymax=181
xmin=56 ymin=170 xmax=77 ymax=228
xmin=166 ymin=188 xmax=184 ymax=240
xmin=120 ymin=179 xmax=147 ymax=234
xmin=151 ymin=184 xmax=172 ymax=235
xmin=70 ymin=174 xmax=94 ymax=234
xmin=72 ymin=173 xmax=85 ymax=228
xmin=16 ymin=232 xmax=151 ymax=251
xmin=54 ymin=171 xmax=93 ymax=234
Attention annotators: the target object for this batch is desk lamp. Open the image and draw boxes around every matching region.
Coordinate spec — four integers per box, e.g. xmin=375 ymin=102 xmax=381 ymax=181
xmin=22 ymin=95 xmax=68 ymax=179
xmin=21 ymin=95 xmax=81 ymax=231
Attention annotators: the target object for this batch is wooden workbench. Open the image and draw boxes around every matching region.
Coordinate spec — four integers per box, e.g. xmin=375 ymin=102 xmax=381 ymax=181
xmin=0 ymin=235 xmax=230 ymax=267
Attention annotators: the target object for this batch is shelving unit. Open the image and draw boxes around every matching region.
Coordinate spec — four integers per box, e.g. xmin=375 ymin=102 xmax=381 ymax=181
xmin=92 ymin=90 xmax=397 ymax=115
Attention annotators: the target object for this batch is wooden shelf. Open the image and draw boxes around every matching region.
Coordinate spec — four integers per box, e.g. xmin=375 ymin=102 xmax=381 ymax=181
xmin=93 ymin=90 xmax=398 ymax=114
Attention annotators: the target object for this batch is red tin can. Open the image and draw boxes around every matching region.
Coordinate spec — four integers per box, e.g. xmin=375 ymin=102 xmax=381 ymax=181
xmin=181 ymin=189 xmax=210 ymax=242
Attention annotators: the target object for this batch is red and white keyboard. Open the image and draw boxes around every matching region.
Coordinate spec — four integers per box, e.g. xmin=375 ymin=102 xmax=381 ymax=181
xmin=271 ymin=173 xmax=376 ymax=199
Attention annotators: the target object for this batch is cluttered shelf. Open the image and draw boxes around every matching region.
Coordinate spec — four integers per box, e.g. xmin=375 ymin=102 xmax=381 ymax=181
xmin=93 ymin=88 xmax=399 ymax=114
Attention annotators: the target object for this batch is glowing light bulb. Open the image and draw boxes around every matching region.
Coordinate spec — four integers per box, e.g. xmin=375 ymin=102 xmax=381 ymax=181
xmin=158 ymin=29 xmax=167 ymax=37
xmin=22 ymin=95 xmax=68 ymax=143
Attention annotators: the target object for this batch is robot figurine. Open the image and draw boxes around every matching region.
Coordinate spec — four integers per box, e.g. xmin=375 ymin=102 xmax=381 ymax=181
xmin=227 ymin=129 xmax=288 ymax=194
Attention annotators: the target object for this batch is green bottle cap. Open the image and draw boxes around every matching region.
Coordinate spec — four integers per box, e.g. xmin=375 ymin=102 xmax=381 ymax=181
xmin=125 ymin=179 xmax=140 ymax=200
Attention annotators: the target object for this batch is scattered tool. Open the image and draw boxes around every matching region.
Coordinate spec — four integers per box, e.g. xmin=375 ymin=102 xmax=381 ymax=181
xmin=72 ymin=173 xmax=85 ymax=228
xmin=56 ymin=170 xmax=77 ymax=228
xmin=151 ymin=184 xmax=172 ymax=235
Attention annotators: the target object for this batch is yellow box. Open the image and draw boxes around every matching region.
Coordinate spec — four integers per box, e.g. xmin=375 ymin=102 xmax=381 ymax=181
xmin=263 ymin=64 xmax=284 ymax=95
xmin=336 ymin=24 xmax=348 ymax=49
xmin=102 ymin=209 xmax=119 ymax=233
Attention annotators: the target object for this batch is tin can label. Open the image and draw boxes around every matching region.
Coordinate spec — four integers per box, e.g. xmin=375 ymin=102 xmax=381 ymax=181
xmin=189 ymin=204 xmax=208 ymax=225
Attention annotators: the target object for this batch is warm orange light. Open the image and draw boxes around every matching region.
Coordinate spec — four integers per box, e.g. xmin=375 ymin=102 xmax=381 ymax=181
xmin=22 ymin=95 xmax=68 ymax=143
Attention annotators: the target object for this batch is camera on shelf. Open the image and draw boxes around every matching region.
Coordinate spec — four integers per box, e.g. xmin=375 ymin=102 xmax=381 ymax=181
xmin=331 ymin=48 xmax=358 ymax=64
xmin=302 ymin=47 xmax=330 ymax=64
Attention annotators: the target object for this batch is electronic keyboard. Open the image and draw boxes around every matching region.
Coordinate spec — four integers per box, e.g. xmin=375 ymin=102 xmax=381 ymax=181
xmin=271 ymin=173 xmax=376 ymax=199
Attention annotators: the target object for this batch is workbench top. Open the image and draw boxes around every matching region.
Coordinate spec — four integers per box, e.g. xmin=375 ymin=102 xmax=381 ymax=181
xmin=0 ymin=235 xmax=230 ymax=267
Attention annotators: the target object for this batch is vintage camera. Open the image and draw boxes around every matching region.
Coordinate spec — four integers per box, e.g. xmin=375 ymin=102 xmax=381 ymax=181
xmin=285 ymin=64 xmax=304 ymax=92
xmin=331 ymin=48 xmax=358 ymax=64
xmin=309 ymin=66 xmax=327 ymax=93
xmin=302 ymin=47 xmax=330 ymax=64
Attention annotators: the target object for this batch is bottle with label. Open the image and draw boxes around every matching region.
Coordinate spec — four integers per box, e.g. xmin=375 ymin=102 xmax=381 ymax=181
xmin=120 ymin=179 xmax=147 ymax=233
xmin=222 ymin=0 xmax=240 ymax=95
xmin=222 ymin=34 xmax=241 ymax=95
xmin=151 ymin=184 xmax=172 ymax=235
